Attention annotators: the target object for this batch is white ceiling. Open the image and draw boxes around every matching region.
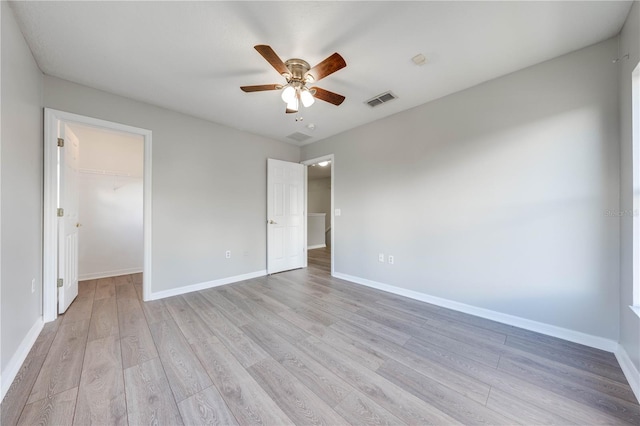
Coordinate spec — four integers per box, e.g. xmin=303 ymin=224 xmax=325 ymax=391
xmin=10 ymin=1 xmax=632 ymax=146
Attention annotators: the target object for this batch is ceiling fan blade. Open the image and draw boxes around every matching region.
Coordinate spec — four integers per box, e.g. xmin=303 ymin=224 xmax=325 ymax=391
xmin=240 ymin=84 xmax=282 ymax=92
xmin=254 ymin=45 xmax=290 ymax=76
xmin=310 ymin=87 xmax=345 ymax=106
xmin=305 ymin=53 xmax=346 ymax=82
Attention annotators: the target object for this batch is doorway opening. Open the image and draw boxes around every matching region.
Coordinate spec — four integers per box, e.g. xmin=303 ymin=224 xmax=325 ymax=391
xmin=303 ymin=155 xmax=334 ymax=276
xmin=43 ymin=109 xmax=152 ymax=322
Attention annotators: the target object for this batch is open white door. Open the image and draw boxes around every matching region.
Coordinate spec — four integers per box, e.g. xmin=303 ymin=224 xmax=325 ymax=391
xmin=267 ymin=158 xmax=305 ymax=274
xmin=58 ymin=124 xmax=80 ymax=313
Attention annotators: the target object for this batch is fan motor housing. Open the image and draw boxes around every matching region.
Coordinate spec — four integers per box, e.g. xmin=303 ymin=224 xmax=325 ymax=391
xmin=284 ymin=58 xmax=310 ymax=82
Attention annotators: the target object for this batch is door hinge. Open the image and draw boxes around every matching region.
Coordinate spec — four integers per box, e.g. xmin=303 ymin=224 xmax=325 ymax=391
xmin=57 ymin=208 xmax=64 ymax=217
xmin=57 ymin=278 xmax=63 ymax=288
xmin=57 ymin=138 xmax=64 ymax=147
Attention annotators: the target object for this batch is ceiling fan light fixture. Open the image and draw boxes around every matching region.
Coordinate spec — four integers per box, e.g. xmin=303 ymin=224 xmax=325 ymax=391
xmin=300 ymin=87 xmax=315 ymax=107
xmin=242 ymin=45 xmax=346 ymax=114
xmin=281 ymin=85 xmax=296 ymax=103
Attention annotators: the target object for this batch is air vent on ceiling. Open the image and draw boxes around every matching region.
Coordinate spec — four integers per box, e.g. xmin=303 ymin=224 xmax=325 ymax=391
xmin=365 ymin=91 xmax=398 ymax=108
xmin=287 ymin=132 xmax=312 ymax=143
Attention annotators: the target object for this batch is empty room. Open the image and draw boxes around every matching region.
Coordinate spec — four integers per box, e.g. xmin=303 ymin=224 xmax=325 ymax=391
xmin=2 ymin=1 xmax=640 ymax=425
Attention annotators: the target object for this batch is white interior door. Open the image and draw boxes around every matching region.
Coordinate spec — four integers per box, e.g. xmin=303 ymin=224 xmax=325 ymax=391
xmin=58 ymin=124 xmax=80 ymax=313
xmin=267 ymin=158 xmax=305 ymax=274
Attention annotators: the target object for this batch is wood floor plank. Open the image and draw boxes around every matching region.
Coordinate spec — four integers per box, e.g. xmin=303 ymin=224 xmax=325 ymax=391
xmin=374 ymin=293 xmax=524 ymax=336
xmin=501 ymin=348 xmax=638 ymax=404
xmin=149 ymin=318 xmax=212 ymax=402
xmin=177 ymin=386 xmax=239 ymax=426
xmin=115 ymin=279 xmax=138 ymax=300
xmin=242 ymin=320 xmax=352 ymax=408
xmin=190 ymin=337 xmax=294 ymax=425
xmin=333 ymin=391 xmax=407 ymax=426
xmin=183 ymin=292 xmax=269 ymax=368
xmin=330 ymin=319 xmax=491 ymax=404
xmin=200 ymin=288 xmax=254 ymax=326
xmin=229 ymin=284 xmax=293 ymax=314
xmin=73 ymin=335 xmax=127 ymax=425
xmin=378 ymin=358 xmax=514 ymax=425
xmin=498 ymin=354 xmax=640 ymax=424
xmin=61 ymin=295 xmax=94 ymax=324
xmin=219 ymin=289 xmax=311 ymax=342
xmin=486 ymin=387 xmax=574 ymax=425
xmin=94 ymin=278 xmax=116 ymax=300
xmin=117 ymin=298 xmax=158 ymax=369
xmin=353 ymin=305 xmax=428 ymax=339
xmin=296 ymin=336 xmax=461 ymax=425
xmin=422 ymin=315 xmax=508 ymax=346
xmin=140 ymin=298 xmax=173 ymax=325
xmin=277 ymin=308 xmax=330 ymax=338
xmin=345 ymin=313 xmax=413 ymax=346
xmin=131 ymin=273 xmax=143 ymax=285
xmin=134 ymin=282 xmax=143 ymax=301
xmin=18 ymin=387 xmax=78 ymax=426
xmin=407 ymin=327 xmax=501 ymax=367
xmin=505 ymin=334 xmax=628 ymax=383
xmin=318 ymin=327 xmax=387 ymax=371
xmin=270 ymin=272 xmax=364 ymax=312
xmin=220 ymin=286 xmax=285 ymax=317
xmin=78 ymin=279 xmax=97 ymax=298
xmin=164 ymin=296 xmax=217 ymax=344
xmin=87 ymin=296 xmax=119 ymax=341
xmin=247 ymin=357 xmax=349 ymax=425
xmin=262 ymin=275 xmax=362 ymax=315
xmin=27 ymin=319 xmax=89 ymax=404
xmin=404 ymin=336 xmax=631 ymax=425
xmin=123 ymin=357 xmax=184 ymax=426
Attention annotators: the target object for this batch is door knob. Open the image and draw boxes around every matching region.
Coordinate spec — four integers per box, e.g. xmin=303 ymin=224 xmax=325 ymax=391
xmin=76 ymin=223 xmax=82 ymax=228
xmin=268 ymin=219 xmax=277 ymax=225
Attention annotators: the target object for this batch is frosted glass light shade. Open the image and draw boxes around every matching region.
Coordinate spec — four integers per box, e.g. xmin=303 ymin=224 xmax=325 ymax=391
xmin=286 ymin=97 xmax=299 ymax=112
xmin=300 ymin=88 xmax=315 ymax=107
xmin=281 ymin=85 xmax=296 ymax=103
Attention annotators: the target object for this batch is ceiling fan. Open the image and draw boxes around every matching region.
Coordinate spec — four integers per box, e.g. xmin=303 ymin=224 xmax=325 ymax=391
xmin=240 ymin=45 xmax=346 ymax=114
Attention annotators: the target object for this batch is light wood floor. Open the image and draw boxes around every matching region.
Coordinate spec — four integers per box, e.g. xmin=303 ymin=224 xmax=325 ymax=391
xmin=2 ymin=247 xmax=639 ymax=425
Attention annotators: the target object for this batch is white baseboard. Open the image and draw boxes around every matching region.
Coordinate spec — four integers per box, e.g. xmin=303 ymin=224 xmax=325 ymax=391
xmin=1 ymin=317 xmax=44 ymax=401
xmin=79 ymin=267 xmax=143 ymax=281
xmin=307 ymin=244 xmax=326 ymax=250
xmin=333 ymin=272 xmax=618 ymax=353
xmin=149 ymin=270 xmax=267 ymax=300
xmin=615 ymin=344 xmax=640 ymax=403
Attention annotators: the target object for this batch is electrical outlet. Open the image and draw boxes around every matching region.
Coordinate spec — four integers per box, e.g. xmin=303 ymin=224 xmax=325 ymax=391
xmin=225 ymin=250 xmax=231 ymax=259
xmin=378 ymin=253 xmax=385 ymax=262
xmin=388 ymin=255 xmax=394 ymax=265
xmin=31 ymin=278 xmax=36 ymax=293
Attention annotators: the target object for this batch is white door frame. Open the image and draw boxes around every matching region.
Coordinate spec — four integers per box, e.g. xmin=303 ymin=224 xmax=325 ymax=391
xmin=302 ymin=154 xmax=335 ymax=276
xmin=43 ymin=108 xmax=153 ymax=322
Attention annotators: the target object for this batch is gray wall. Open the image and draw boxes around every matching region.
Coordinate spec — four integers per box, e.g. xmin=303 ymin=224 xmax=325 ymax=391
xmin=1 ymin=2 xmax=44 ymax=372
xmin=618 ymin=1 xmax=640 ymax=373
xmin=308 ymin=177 xmax=331 ymax=231
xmin=303 ymin=38 xmax=621 ymax=340
xmin=43 ymin=76 xmax=300 ymax=294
